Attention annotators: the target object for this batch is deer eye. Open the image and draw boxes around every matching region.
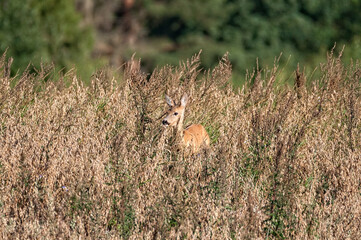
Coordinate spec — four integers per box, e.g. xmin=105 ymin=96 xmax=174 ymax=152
xmin=174 ymin=112 xmax=178 ymax=116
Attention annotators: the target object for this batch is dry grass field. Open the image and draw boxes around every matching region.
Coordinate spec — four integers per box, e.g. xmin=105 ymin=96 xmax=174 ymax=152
xmin=0 ymin=51 xmax=360 ymax=239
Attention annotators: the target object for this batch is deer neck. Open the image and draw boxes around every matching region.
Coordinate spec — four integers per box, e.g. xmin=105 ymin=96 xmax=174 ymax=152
xmin=177 ymin=111 xmax=185 ymax=138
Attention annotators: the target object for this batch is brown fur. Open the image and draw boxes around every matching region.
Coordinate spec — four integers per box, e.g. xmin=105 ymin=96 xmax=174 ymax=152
xmin=183 ymin=124 xmax=210 ymax=152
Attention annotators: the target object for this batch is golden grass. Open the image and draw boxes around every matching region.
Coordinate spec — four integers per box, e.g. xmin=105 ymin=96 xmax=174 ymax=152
xmin=0 ymin=51 xmax=360 ymax=239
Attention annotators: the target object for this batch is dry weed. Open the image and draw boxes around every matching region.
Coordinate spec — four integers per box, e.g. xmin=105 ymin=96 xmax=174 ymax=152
xmin=0 ymin=51 xmax=360 ymax=239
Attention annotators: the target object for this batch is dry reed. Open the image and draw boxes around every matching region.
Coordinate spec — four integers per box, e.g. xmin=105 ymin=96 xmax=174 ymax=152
xmin=0 ymin=51 xmax=360 ymax=239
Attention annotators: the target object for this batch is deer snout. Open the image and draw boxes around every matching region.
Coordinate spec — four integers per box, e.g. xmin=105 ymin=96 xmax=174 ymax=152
xmin=162 ymin=119 xmax=169 ymax=126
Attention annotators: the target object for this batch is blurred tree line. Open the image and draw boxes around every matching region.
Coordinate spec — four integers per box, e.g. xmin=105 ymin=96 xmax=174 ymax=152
xmin=137 ymin=0 xmax=361 ymax=74
xmin=0 ymin=0 xmax=94 ymax=78
xmin=1 ymin=0 xmax=361 ymax=81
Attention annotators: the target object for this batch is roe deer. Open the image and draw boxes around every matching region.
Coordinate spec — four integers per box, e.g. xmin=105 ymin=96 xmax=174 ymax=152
xmin=162 ymin=93 xmax=210 ymax=153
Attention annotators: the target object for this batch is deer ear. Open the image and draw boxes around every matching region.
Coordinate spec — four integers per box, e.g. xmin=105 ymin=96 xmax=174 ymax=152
xmin=165 ymin=95 xmax=174 ymax=107
xmin=181 ymin=93 xmax=188 ymax=106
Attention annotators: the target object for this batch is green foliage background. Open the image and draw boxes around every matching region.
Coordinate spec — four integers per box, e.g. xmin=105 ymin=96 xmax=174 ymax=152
xmin=139 ymin=0 xmax=361 ymax=74
xmin=1 ymin=0 xmax=361 ymax=83
xmin=0 ymin=0 xmax=94 ymax=78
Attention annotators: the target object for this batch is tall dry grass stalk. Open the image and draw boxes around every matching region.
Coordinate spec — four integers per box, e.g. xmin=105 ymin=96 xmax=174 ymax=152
xmin=0 ymin=51 xmax=360 ymax=239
